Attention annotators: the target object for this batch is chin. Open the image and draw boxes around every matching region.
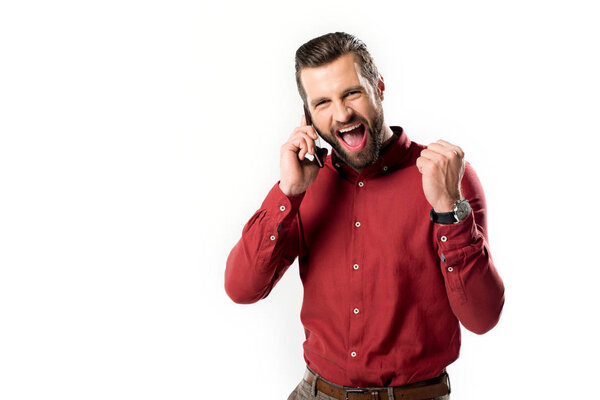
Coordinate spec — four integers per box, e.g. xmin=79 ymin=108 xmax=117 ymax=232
xmin=337 ymin=135 xmax=378 ymax=170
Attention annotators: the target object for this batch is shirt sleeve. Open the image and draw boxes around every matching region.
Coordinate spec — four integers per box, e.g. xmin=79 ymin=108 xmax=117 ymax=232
xmin=433 ymin=163 xmax=505 ymax=334
xmin=224 ymin=181 xmax=304 ymax=304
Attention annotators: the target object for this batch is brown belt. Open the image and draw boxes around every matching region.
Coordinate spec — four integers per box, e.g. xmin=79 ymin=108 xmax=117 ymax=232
xmin=303 ymin=368 xmax=450 ymax=400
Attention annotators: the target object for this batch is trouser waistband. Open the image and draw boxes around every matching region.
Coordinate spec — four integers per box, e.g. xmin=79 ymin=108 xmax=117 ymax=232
xmin=303 ymin=366 xmax=450 ymax=400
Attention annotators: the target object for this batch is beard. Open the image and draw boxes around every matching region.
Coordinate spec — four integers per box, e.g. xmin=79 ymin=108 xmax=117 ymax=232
xmin=315 ymin=100 xmax=386 ymax=171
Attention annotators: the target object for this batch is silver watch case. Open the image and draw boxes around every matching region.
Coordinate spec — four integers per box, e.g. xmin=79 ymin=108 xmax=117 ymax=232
xmin=454 ymin=199 xmax=472 ymax=222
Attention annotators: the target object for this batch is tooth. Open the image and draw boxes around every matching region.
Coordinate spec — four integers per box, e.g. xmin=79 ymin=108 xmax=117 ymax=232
xmin=340 ymin=123 xmax=360 ymax=133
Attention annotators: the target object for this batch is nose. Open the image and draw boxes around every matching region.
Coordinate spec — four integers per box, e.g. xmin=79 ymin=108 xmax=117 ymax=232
xmin=332 ymin=100 xmax=353 ymax=124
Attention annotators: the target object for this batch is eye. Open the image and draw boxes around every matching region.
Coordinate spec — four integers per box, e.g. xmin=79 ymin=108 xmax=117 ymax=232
xmin=315 ymin=100 xmax=328 ymax=107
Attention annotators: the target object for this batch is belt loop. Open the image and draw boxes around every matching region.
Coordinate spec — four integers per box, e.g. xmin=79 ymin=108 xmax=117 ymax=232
xmin=387 ymin=387 xmax=395 ymax=400
xmin=311 ymin=371 xmax=320 ymax=397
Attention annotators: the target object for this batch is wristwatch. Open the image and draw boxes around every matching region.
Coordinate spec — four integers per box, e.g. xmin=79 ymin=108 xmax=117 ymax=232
xmin=430 ymin=199 xmax=472 ymax=224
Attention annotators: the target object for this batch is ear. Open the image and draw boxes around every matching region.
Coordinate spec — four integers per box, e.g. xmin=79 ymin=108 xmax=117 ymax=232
xmin=377 ymin=74 xmax=385 ymax=101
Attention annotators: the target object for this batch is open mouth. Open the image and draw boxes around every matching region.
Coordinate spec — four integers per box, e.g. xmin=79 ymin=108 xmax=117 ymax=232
xmin=336 ymin=122 xmax=367 ymax=152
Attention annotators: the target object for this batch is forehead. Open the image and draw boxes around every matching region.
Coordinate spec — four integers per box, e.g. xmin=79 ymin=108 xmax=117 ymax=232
xmin=300 ymin=53 xmax=369 ymax=102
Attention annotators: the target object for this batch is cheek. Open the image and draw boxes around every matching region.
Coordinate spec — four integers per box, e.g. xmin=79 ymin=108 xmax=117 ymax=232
xmin=351 ymin=99 xmax=375 ymax=118
xmin=314 ymin=113 xmax=333 ymax=132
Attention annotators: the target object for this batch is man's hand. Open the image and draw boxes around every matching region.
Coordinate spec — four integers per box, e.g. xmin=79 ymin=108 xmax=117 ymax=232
xmin=416 ymin=139 xmax=465 ymax=213
xmin=279 ymin=116 xmax=327 ymax=196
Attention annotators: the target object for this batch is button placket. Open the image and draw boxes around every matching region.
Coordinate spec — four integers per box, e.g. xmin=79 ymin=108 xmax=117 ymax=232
xmin=349 ymin=177 xmax=366 ymax=365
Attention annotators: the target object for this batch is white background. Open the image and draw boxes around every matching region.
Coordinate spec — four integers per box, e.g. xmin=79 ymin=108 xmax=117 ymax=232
xmin=1 ymin=0 xmax=599 ymax=399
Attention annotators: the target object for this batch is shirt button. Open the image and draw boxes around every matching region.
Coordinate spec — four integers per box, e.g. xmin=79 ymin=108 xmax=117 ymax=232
xmin=447 ymin=267 xmax=454 ymax=272
xmin=353 ymin=264 xmax=359 ymax=270
xmin=358 ymin=181 xmax=364 ymax=187
xmin=350 ymin=351 xmax=357 ymax=357
xmin=279 ymin=205 xmax=286 ymax=211
xmin=440 ymin=236 xmax=448 ymax=242
xmin=353 ymin=308 xmax=359 ymax=314
xmin=383 ymin=165 xmax=388 ymax=171
xmin=270 ymin=235 xmax=276 ymax=241
xmin=355 ymin=221 xmax=361 ymax=228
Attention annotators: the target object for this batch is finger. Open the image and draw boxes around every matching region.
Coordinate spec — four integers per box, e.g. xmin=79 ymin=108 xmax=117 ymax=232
xmin=295 ymin=130 xmax=317 ymax=155
xmin=419 ymin=148 xmax=445 ymax=162
xmin=426 ymin=142 xmax=458 ymax=159
xmin=301 ymin=114 xmax=306 ymax=126
xmin=436 ymin=139 xmax=464 ymax=158
xmin=416 ymin=156 xmax=432 ymax=174
xmin=293 ymin=125 xmax=318 ymax=140
xmin=308 ymin=133 xmax=316 ymax=155
xmin=300 ymin=134 xmax=317 ymax=158
xmin=304 ymin=125 xmax=318 ymax=140
xmin=297 ymin=137 xmax=308 ymax=160
xmin=305 ymin=125 xmax=318 ymax=140
xmin=288 ymin=132 xmax=308 ymax=158
xmin=298 ymin=147 xmax=307 ymax=160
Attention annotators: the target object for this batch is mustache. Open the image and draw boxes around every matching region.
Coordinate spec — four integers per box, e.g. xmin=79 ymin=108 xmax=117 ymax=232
xmin=331 ymin=118 xmax=368 ymax=135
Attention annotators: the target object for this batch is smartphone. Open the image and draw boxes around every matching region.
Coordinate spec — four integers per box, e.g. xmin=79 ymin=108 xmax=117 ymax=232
xmin=303 ymin=106 xmax=326 ymax=168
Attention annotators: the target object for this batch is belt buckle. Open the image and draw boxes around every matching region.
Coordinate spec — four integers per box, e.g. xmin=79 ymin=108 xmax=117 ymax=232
xmin=345 ymin=388 xmax=368 ymax=400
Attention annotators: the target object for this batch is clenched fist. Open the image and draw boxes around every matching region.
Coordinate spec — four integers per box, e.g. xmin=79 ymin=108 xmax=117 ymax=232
xmin=279 ymin=116 xmax=328 ymax=196
xmin=416 ymin=139 xmax=465 ymax=213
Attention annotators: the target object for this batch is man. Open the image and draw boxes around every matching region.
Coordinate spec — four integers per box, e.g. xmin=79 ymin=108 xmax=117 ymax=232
xmin=225 ymin=32 xmax=504 ymax=400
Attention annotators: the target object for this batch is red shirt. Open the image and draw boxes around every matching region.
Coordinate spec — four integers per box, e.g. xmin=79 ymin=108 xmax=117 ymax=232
xmin=225 ymin=127 xmax=504 ymax=387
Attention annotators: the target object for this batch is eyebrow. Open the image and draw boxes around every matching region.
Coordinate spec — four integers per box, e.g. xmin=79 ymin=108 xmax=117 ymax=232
xmin=310 ymin=85 xmax=365 ymax=107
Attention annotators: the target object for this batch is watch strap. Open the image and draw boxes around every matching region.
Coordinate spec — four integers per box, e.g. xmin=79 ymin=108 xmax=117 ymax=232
xmin=430 ymin=199 xmax=472 ymax=225
xmin=429 ymin=208 xmax=457 ymax=224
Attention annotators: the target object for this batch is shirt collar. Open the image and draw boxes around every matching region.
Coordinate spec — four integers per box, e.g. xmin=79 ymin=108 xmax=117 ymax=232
xmin=329 ymin=126 xmax=412 ymax=180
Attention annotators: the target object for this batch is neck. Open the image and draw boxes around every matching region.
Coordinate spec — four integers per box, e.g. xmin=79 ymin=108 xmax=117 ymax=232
xmin=380 ymin=124 xmax=395 ymax=150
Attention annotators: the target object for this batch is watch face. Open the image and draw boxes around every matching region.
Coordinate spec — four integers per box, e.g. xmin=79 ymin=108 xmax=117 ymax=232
xmin=455 ymin=200 xmax=471 ymax=221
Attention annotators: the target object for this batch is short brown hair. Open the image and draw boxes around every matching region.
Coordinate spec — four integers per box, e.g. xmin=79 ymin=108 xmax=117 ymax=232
xmin=295 ymin=32 xmax=379 ymax=106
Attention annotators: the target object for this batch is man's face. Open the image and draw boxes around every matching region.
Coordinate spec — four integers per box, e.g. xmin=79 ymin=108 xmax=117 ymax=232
xmin=300 ymin=53 xmax=386 ymax=171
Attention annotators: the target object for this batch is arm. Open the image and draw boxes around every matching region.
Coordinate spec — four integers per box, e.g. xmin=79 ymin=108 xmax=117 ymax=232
xmin=225 ymin=114 xmax=324 ymax=304
xmin=434 ymin=164 xmax=505 ymax=334
xmin=224 ymin=182 xmax=304 ymax=304
xmin=417 ymin=140 xmax=504 ymax=334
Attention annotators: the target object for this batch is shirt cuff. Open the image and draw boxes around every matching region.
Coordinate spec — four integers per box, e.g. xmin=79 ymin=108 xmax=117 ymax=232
xmin=434 ymin=211 xmax=480 ymax=263
xmin=260 ymin=181 xmax=305 ymax=227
